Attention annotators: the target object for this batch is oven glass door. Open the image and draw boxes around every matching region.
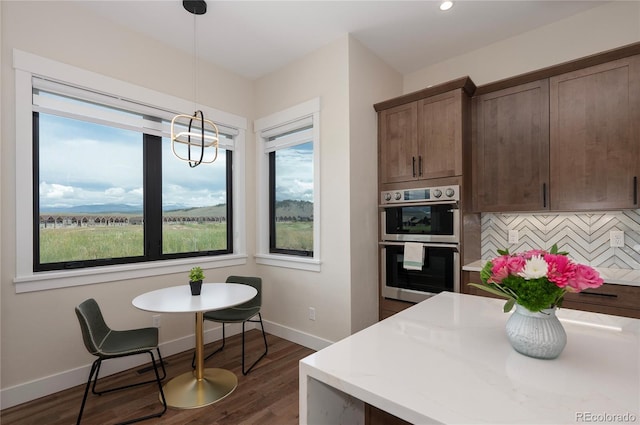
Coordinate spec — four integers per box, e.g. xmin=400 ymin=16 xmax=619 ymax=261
xmin=382 ymin=243 xmax=457 ymax=302
xmin=383 ymin=204 xmax=457 ymax=242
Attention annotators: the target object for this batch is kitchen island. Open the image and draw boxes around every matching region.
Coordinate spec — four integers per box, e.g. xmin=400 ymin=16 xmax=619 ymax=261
xmin=299 ymin=292 xmax=640 ymax=424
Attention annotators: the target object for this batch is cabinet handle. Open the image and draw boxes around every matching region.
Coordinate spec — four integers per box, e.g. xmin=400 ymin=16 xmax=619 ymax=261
xmin=578 ymin=291 xmax=617 ymax=299
xmin=634 ymin=176 xmax=638 ymax=205
xmin=418 ymin=156 xmax=423 ymax=177
xmin=542 ymin=183 xmax=547 ymax=208
xmin=412 ymin=157 xmax=416 ymax=177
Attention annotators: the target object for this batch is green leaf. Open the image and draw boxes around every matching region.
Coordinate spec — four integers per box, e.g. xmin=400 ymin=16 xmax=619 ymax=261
xmin=550 ymin=243 xmax=568 ymax=255
xmin=480 ymin=261 xmax=493 ymax=282
xmin=497 ymin=248 xmax=509 ymax=256
xmin=503 ymin=298 xmax=516 ymax=313
xmin=468 ymin=283 xmax=510 ymax=299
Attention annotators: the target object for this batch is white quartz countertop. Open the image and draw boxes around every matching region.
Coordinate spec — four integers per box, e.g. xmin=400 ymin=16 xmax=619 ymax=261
xmin=463 ymin=260 xmax=640 ymax=287
xmin=299 ymin=292 xmax=640 ymax=424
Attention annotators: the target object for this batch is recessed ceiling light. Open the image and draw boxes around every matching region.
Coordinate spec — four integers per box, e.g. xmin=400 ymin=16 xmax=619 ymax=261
xmin=440 ymin=1 xmax=453 ymax=11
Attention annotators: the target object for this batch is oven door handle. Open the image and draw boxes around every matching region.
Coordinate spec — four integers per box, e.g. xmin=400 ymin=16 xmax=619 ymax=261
xmin=379 ymin=241 xmax=459 ymax=250
xmin=379 ymin=201 xmax=459 ymax=209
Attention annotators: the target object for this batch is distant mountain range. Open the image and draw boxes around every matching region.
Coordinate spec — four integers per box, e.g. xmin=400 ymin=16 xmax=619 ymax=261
xmin=41 ymin=204 xmax=143 ymax=214
xmin=41 ymin=200 xmax=313 ymax=218
xmin=274 ymin=199 xmax=313 ymax=218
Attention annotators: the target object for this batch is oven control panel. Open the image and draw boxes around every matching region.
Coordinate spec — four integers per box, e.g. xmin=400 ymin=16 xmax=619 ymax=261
xmin=381 ymin=185 xmax=459 ymax=204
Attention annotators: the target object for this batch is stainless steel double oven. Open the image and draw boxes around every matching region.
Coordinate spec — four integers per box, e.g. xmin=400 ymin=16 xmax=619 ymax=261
xmin=380 ymin=185 xmax=460 ymax=303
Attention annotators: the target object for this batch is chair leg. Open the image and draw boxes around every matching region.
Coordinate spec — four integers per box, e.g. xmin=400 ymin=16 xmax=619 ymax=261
xmin=193 ymin=322 xmax=227 ymax=368
xmin=91 ymin=350 xmax=166 ymax=396
xmin=115 ymin=350 xmax=167 ymax=425
xmin=242 ymin=313 xmax=268 ymax=375
xmin=77 ymin=359 xmax=100 ymax=425
xmin=78 ymin=351 xmax=167 ymax=425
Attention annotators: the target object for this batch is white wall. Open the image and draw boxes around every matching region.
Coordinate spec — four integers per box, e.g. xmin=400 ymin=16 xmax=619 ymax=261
xmin=347 ymin=36 xmax=401 ymax=333
xmin=404 ymin=1 xmax=640 ymax=92
xmin=253 ymin=36 xmax=354 ymax=342
xmin=251 ymin=34 xmax=401 ymax=341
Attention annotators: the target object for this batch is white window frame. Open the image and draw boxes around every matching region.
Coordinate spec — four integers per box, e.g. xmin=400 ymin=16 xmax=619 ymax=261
xmin=254 ymin=98 xmax=321 ymax=271
xmin=12 ymin=49 xmax=248 ymax=293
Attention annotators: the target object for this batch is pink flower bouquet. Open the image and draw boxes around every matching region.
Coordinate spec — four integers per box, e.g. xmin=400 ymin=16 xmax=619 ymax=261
xmin=469 ymin=244 xmax=604 ymax=313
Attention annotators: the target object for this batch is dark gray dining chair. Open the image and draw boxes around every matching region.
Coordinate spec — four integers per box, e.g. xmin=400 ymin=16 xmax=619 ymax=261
xmin=194 ymin=275 xmax=268 ymax=375
xmin=75 ymin=298 xmax=167 ymax=425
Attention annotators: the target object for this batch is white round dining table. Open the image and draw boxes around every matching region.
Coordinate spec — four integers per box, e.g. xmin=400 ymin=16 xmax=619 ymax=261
xmin=132 ymin=282 xmax=257 ymax=409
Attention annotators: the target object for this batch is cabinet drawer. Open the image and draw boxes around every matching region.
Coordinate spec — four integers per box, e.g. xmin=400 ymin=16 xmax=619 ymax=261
xmin=562 ymin=284 xmax=640 ymax=311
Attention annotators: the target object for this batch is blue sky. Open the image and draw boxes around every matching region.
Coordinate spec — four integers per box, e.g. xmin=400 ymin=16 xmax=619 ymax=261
xmin=38 ymin=114 xmax=313 ymax=210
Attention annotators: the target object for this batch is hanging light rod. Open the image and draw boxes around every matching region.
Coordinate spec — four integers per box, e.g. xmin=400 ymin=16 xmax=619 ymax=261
xmin=183 ymin=0 xmax=207 ymax=15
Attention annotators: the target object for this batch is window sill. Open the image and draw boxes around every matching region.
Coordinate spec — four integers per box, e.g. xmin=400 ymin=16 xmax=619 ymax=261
xmin=13 ymin=254 xmax=248 ymax=293
xmin=255 ymin=253 xmax=321 ymax=272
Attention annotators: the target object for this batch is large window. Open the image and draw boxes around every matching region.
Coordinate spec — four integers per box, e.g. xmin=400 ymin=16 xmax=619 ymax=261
xmin=255 ymin=99 xmax=321 ymax=270
xmin=14 ymin=50 xmax=247 ymax=290
xmin=33 ymin=83 xmax=233 ymax=271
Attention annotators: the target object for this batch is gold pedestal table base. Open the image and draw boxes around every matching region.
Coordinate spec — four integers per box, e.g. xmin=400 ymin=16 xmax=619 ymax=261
xmin=162 ymin=368 xmax=237 ymax=409
xmin=132 ymin=285 xmax=258 ymax=410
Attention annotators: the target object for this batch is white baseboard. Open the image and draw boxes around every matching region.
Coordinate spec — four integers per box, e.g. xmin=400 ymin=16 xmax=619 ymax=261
xmin=0 ymin=319 xmax=333 ymax=410
xmin=262 ymin=319 xmax=333 ymax=352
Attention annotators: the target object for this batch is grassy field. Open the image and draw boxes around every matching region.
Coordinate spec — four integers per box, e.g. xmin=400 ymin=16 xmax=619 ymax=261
xmin=40 ymin=221 xmax=313 ymax=263
xmin=275 ymin=222 xmax=313 ymax=251
xmin=40 ymin=225 xmax=145 ymax=262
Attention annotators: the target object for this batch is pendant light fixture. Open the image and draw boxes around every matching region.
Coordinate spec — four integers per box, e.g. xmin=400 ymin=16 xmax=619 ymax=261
xmin=170 ymin=0 xmax=219 ymax=168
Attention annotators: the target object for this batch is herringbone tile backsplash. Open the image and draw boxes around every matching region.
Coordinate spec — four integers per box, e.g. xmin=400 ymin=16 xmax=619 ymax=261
xmin=481 ymin=210 xmax=640 ymax=269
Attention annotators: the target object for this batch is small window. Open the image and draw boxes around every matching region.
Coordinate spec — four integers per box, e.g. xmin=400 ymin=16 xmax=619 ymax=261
xmin=255 ymin=98 xmax=321 ymax=270
xmin=269 ymin=138 xmax=314 ymax=256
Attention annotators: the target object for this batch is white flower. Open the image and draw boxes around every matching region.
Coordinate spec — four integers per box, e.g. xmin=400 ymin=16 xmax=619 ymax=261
xmin=518 ymin=255 xmax=548 ymax=280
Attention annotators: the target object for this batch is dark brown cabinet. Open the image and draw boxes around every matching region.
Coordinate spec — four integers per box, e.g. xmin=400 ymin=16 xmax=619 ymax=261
xmin=561 ymin=283 xmax=640 ymax=319
xmin=550 ymin=55 xmax=640 ymax=211
xmin=376 ymin=79 xmax=473 ymax=185
xmin=417 ymin=90 xmax=464 ymax=180
xmin=378 ymin=102 xmax=418 ymax=183
xmin=379 ymin=91 xmax=464 ymax=184
xmin=473 ymin=52 xmax=640 ymax=212
xmin=463 ymin=271 xmax=640 ymax=319
xmin=472 ymin=80 xmax=550 ymax=212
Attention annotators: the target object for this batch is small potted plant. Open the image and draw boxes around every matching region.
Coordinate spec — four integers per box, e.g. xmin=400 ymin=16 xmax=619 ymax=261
xmin=188 ymin=266 xmax=205 ymax=296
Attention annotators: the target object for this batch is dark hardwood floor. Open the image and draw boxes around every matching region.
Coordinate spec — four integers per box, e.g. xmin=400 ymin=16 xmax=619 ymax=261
xmin=1 ymin=330 xmax=315 ymax=425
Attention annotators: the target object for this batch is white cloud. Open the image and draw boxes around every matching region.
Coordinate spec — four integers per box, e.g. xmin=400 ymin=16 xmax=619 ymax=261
xmin=40 ymin=182 xmax=75 ymax=200
xmin=275 ymin=145 xmax=313 ymax=202
xmin=38 ymin=115 xmax=228 ymax=210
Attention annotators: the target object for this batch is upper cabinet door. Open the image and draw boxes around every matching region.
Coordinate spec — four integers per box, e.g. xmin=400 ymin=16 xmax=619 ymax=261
xmin=550 ymin=55 xmax=640 ymax=211
xmin=378 ymin=102 xmax=418 ymax=184
xmin=417 ymin=90 xmax=463 ymax=179
xmin=473 ymin=80 xmax=550 ymax=212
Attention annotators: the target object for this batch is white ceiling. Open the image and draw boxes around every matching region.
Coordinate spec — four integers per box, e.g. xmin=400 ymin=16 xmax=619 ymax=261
xmin=79 ymin=1 xmax=607 ymax=80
